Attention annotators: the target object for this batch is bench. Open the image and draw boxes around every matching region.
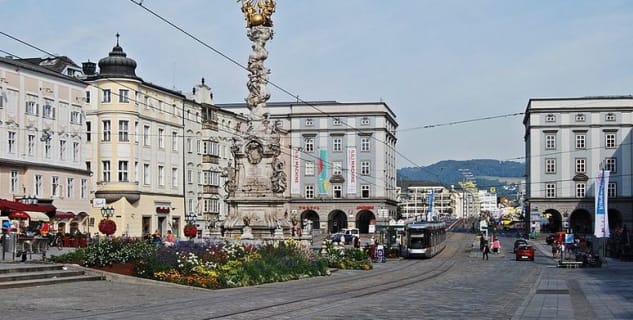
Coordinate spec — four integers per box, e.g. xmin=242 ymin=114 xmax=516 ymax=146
xmin=560 ymin=261 xmax=583 ymax=269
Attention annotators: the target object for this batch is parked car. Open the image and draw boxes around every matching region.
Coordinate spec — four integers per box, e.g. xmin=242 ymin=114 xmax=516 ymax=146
xmin=331 ymin=233 xmax=353 ymax=245
xmin=515 ymin=245 xmax=535 ymax=261
xmin=343 ymin=228 xmax=360 ymax=239
xmin=513 ymin=239 xmax=529 ymax=253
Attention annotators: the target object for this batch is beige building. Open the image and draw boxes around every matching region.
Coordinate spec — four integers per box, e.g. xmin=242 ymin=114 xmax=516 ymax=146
xmin=0 ymin=56 xmax=91 ymax=234
xmin=83 ymin=36 xmax=186 ymax=238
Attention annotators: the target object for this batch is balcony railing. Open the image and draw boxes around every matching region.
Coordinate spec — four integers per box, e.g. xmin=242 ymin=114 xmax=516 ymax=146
xmin=202 ymin=154 xmax=219 ymax=164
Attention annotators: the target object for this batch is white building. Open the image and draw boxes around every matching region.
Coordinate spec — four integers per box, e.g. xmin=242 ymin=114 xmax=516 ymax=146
xmin=399 ymin=185 xmax=454 ymax=221
xmin=0 ymin=56 xmax=91 ymax=234
xmin=524 ymin=96 xmax=632 ymax=234
xmin=478 ymin=190 xmax=498 ymax=213
xmin=217 ymin=101 xmax=398 ymax=234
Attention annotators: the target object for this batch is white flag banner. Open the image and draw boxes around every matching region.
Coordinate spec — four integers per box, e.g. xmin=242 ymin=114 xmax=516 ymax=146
xmin=347 ymin=147 xmax=357 ymax=194
xmin=594 ymin=170 xmax=610 ymax=238
xmin=290 ymin=147 xmax=301 ymax=194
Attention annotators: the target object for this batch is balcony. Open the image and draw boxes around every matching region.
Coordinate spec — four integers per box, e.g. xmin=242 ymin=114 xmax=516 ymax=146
xmin=202 ymin=185 xmax=219 ymax=194
xmin=202 ymin=154 xmax=219 ymax=164
xmin=202 ymin=122 xmax=218 ymax=131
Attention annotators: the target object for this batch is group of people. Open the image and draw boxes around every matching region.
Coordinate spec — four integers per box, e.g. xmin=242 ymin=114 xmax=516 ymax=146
xmin=150 ymin=229 xmax=176 ymax=247
xmin=481 ymin=236 xmax=501 ymax=260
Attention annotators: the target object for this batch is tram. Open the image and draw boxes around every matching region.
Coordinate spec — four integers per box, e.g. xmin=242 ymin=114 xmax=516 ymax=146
xmin=401 ymin=221 xmax=447 ymax=258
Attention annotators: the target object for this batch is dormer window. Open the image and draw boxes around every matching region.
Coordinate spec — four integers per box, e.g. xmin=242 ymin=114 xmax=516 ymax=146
xmin=545 ymin=114 xmax=556 ymax=122
xmin=605 ymin=113 xmax=616 ymax=121
xmin=575 ymin=113 xmax=585 ymax=122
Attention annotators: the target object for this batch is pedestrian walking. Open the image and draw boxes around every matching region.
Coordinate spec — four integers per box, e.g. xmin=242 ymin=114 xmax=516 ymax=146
xmin=492 ymin=238 xmax=500 ymax=254
xmin=483 ymin=242 xmax=490 ymax=260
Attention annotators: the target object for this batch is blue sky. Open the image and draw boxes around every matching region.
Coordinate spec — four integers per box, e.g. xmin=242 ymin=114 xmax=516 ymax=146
xmin=2 ymin=0 xmax=633 ymax=169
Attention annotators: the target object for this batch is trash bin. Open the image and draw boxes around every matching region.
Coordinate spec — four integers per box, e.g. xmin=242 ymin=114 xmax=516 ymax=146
xmin=2 ymin=232 xmax=16 ymax=255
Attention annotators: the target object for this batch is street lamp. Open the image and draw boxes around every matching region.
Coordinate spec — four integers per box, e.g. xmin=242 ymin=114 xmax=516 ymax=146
xmin=185 ymin=211 xmax=197 ymax=225
xmin=100 ymin=206 xmax=115 ymax=219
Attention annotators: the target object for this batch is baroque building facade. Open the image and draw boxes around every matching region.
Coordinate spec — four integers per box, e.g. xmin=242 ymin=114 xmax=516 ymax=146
xmin=217 ymin=101 xmax=398 ymax=235
xmin=524 ymin=96 xmax=632 ymax=235
xmin=0 ymin=56 xmax=91 ymax=233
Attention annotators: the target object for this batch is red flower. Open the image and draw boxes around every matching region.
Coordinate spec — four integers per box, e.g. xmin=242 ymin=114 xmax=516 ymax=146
xmin=184 ymin=224 xmax=198 ymax=238
xmin=98 ymin=219 xmax=117 ymax=236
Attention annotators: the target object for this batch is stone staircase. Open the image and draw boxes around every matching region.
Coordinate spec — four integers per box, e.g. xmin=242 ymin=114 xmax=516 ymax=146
xmin=0 ymin=264 xmax=105 ymax=289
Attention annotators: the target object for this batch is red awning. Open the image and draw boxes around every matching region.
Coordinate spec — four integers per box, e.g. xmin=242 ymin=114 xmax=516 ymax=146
xmin=0 ymin=199 xmax=56 ymax=213
xmin=8 ymin=211 xmax=29 ymax=219
xmin=54 ymin=211 xmax=75 ymax=220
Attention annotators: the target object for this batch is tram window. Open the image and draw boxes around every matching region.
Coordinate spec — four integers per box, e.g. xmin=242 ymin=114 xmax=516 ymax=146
xmin=411 ymin=238 xmax=424 ymax=249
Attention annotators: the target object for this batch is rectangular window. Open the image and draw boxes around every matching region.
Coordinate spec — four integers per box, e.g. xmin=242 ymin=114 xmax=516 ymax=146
xmin=102 ymin=161 xmax=111 ymax=182
xmin=576 ymin=183 xmax=586 ymax=198
xmin=333 ymin=184 xmax=342 ymax=199
xmin=332 ymin=161 xmax=342 ymax=175
xmin=304 ymin=137 xmax=314 ymax=152
xmin=80 ymin=179 xmax=87 ymax=199
xmin=575 ymin=158 xmax=586 ymax=174
xmin=186 ymin=138 xmax=192 ymax=153
xmin=26 ymin=100 xmax=38 ymax=115
xmin=360 ymin=160 xmax=370 ymax=175
xmin=134 ymin=121 xmax=139 ymax=143
xmin=545 ymin=183 xmax=556 ymax=198
xmin=305 ymin=185 xmax=315 ymax=199
xmin=158 ymin=166 xmax=165 ymax=186
xmin=34 ymin=175 xmax=42 ymax=197
xmin=102 ymin=120 xmax=111 ymax=141
xmin=143 ymin=163 xmax=150 ymax=185
xmin=333 ymin=137 xmax=342 ymax=152
xmin=575 ymin=133 xmax=586 ymax=149
xmin=102 ymin=89 xmax=111 ymax=103
xmin=144 ymin=125 xmax=150 ymax=146
xmin=158 ymin=128 xmax=165 ymax=149
xmin=10 ymin=170 xmax=18 ymax=194
xmin=172 ymin=131 xmax=178 ymax=151
xmin=27 ymin=134 xmax=35 ymax=156
xmin=361 ymin=117 xmax=370 ymax=126
xmin=42 ymin=100 xmax=55 ymax=119
xmin=172 ymin=168 xmax=178 ymax=188
xmin=604 ymin=157 xmax=617 ymax=173
xmin=119 ymin=120 xmax=129 ymax=142
xmin=85 ymin=91 xmax=90 ymax=103
xmin=134 ymin=161 xmax=139 ymax=183
xmin=52 ymin=176 xmax=59 ymax=197
xmin=575 ymin=113 xmax=585 ymax=122
xmin=119 ymin=89 xmax=129 ymax=103
xmin=333 ymin=118 xmax=341 ymax=125
xmin=545 ymin=158 xmax=556 ymax=174
xmin=86 ymin=161 xmax=91 ymax=172
xmin=545 ymin=134 xmax=556 ymax=150
xmin=73 ymin=142 xmax=79 ymax=161
xmin=187 ymin=169 xmax=193 ymax=184
xmin=44 ymin=139 xmax=51 ymax=158
xmin=546 ymin=114 xmax=556 ymax=122
xmin=608 ymin=182 xmax=617 ymax=198
xmin=305 ymin=118 xmax=313 ymax=126
xmin=361 ymin=184 xmax=370 ymax=198
xmin=360 ymin=137 xmax=370 ymax=152
xmin=605 ymin=132 xmax=616 ymax=149
xmin=59 ymin=140 xmax=66 ymax=160
xmin=605 ymin=113 xmax=616 ymax=121
xmin=70 ymin=111 xmax=82 ymax=124
xmin=8 ymin=131 xmax=16 ymax=153
xmin=305 ymin=161 xmax=314 ymax=176
xmin=66 ymin=178 xmax=74 ymax=199
xmin=118 ymin=160 xmax=128 ymax=182
xmin=86 ymin=121 xmax=92 ymax=142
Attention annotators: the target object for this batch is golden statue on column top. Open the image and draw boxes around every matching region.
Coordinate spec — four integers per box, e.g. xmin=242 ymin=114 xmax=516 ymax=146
xmin=239 ymin=0 xmax=276 ymax=27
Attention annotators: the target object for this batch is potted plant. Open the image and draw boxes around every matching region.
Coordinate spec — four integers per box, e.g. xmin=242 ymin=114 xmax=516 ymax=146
xmin=98 ymin=219 xmax=117 ymax=236
xmin=183 ymin=224 xmax=198 ymax=239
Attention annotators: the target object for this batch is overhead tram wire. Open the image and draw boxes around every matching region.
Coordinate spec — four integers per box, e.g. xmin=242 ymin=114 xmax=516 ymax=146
xmin=0 ymin=44 xmax=394 ymax=191
xmin=127 ymin=0 xmax=444 ymax=181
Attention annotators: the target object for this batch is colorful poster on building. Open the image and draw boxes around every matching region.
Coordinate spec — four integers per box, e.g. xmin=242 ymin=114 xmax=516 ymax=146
xmin=318 ymin=148 xmax=329 ymax=194
xmin=594 ymin=170 xmax=610 ymax=238
xmin=290 ymin=147 xmax=301 ymax=194
xmin=347 ymin=147 xmax=357 ymax=194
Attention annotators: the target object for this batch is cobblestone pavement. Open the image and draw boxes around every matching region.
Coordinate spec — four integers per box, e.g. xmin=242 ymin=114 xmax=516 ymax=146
xmin=1 ymin=233 xmax=632 ymax=319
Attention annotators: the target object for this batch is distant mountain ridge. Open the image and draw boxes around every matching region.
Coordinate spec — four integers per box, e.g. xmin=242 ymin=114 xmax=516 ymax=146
xmin=398 ymin=159 xmax=525 ymax=197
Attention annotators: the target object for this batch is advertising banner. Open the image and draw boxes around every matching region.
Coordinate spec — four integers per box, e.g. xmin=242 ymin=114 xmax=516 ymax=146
xmin=594 ymin=170 xmax=610 ymax=238
xmin=347 ymin=147 xmax=357 ymax=194
xmin=318 ymin=148 xmax=329 ymax=194
xmin=290 ymin=147 xmax=301 ymax=194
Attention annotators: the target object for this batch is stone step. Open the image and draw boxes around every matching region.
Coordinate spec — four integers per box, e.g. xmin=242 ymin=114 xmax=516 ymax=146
xmin=0 ymin=274 xmax=105 ymax=289
xmin=0 ymin=264 xmax=105 ymax=289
